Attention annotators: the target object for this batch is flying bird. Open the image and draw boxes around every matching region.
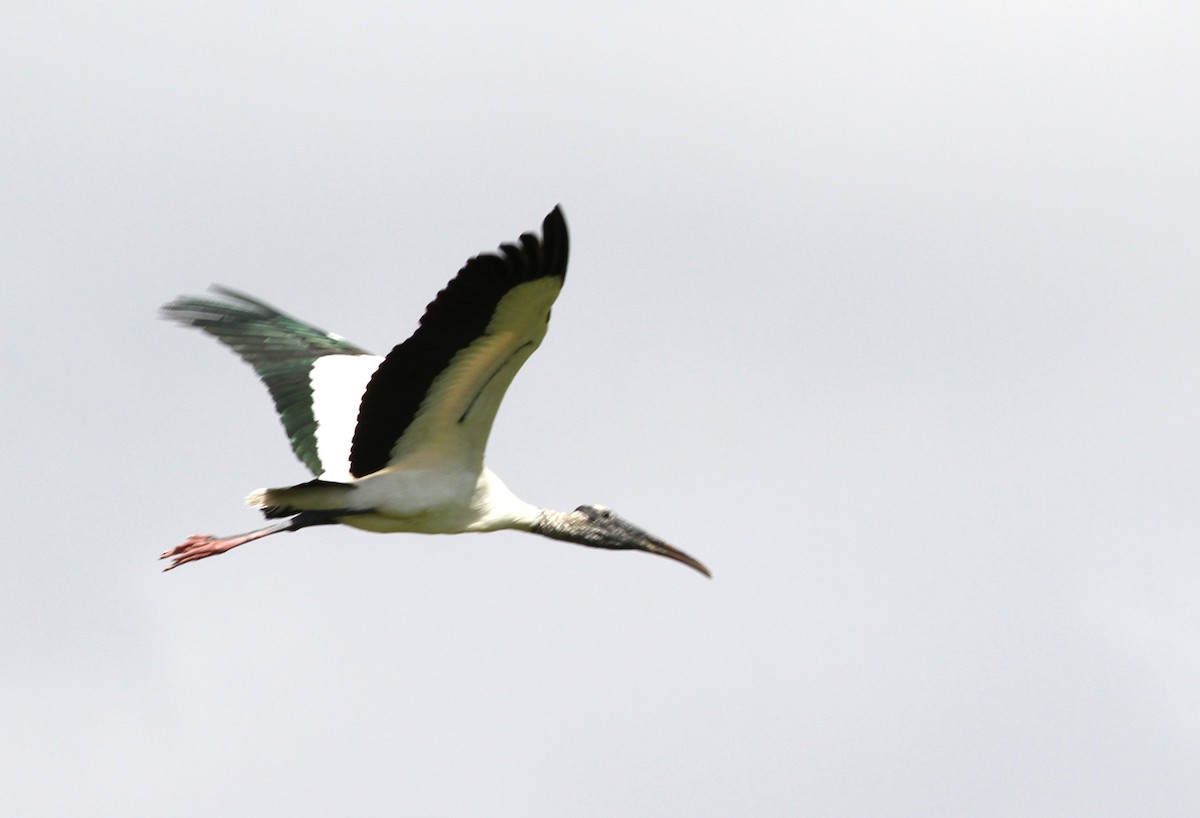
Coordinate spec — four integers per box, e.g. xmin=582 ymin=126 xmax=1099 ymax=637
xmin=160 ymin=207 xmax=709 ymax=577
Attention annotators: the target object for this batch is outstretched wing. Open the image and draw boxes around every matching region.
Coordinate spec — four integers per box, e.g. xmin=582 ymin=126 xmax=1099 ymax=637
xmin=349 ymin=206 xmax=569 ymax=477
xmin=161 ymin=286 xmax=382 ymax=479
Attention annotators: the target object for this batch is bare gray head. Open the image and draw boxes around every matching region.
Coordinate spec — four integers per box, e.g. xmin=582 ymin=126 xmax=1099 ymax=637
xmin=532 ymin=504 xmax=710 ymax=577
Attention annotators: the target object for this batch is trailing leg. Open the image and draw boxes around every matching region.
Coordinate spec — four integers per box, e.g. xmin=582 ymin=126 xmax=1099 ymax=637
xmin=159 ymin=510 xmax=351 ymax=571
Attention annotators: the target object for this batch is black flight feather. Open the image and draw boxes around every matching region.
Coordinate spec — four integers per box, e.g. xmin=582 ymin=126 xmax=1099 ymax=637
xmin=349 ymin=206 xmax=569 ymax=477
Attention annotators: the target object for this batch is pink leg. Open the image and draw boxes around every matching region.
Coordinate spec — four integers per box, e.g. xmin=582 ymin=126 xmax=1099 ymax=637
xmin=160 ymin=524 xmax=285 ymax=571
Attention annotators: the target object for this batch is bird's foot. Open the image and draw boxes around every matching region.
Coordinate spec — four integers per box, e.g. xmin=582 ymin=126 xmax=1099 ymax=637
xmin=160 ymin=533 xmax=253 ymax=571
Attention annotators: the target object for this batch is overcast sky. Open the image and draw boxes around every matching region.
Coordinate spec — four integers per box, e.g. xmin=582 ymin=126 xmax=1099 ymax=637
xmin=3 ymin=1 xmax=1199 ymax=815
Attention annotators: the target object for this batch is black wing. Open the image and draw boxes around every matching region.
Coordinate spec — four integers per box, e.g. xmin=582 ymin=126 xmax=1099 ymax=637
xmin=349 ymin=206 xmax=569 ymax=477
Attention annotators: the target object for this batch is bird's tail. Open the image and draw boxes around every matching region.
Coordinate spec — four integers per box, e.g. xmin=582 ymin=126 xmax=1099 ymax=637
xmin=246 ymin=479 xmax=356 ymax=519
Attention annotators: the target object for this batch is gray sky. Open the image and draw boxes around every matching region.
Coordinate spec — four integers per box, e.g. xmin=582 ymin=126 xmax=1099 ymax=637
xmin=4 ymin=1 xmax=1199 ymax=815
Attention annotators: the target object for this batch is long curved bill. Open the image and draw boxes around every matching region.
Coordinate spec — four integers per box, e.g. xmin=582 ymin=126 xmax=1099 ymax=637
xmin=597 ymin=512 xmax=711 ymax=578
xmin=639 ymin=536 xmax=712 ymax=578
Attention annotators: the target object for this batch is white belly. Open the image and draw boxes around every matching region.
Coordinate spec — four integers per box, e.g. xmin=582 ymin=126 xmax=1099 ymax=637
xmin=341 ymin=466 xmax=537 ymax=535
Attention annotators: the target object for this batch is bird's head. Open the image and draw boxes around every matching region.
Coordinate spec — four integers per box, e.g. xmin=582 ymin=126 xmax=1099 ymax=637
xmin=536 ymin=504 xmax=711 ymax=577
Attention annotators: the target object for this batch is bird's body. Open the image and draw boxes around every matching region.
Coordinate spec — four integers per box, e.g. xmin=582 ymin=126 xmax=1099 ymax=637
xmin=161 ymin=207 xmax=709 ymax=577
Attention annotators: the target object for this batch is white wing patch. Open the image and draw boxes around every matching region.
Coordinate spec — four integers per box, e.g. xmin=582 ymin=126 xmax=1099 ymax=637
xmin=309 ymin=354 xmax=384 ymax=481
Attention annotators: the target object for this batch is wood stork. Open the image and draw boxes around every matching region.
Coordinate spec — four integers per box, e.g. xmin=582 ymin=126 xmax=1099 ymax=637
xmin=160 ymin=207 xmax=709 ymax=577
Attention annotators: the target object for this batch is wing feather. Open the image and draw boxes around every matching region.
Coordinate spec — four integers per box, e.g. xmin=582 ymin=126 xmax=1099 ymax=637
xmin=349 ymin=206 xmax=569 ymax=477
xmin=161 ymin=286 xmax=373 ymax=476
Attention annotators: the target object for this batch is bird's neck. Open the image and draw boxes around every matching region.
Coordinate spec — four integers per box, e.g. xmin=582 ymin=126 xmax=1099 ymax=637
xmin=467 ymin=468 xmax=542 ymax=532
xmin=529 ymin=509 xmax=591 ymax=545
